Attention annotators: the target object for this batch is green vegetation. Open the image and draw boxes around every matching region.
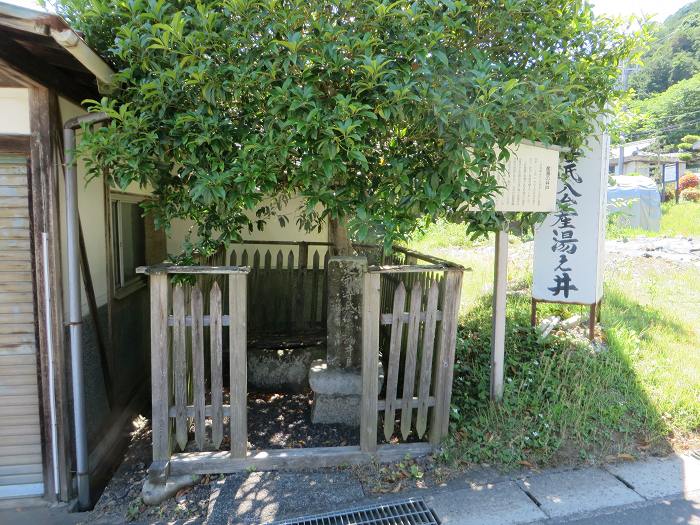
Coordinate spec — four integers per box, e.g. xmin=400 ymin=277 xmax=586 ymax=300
xmin=630 ymin=0 xmax=700 ymax=97
xmin=622 ymin=1 xmax=700 ymax=147
xmin=630 ymin=73 xmax=700 ymax=145
xmin=59 ymin=0 xmax=638 ymax=257
xmin=444 ymin=259 xmax=700 ymax=467
xmin=608 ymin=201 xmax=700 ymax=239
xmin=410 ymin=213 xmax=700 ymax=469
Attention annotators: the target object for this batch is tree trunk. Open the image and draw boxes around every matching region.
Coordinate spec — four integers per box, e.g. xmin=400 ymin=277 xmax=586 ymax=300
xmin=329 ymin=217 xmax=354 ymax=256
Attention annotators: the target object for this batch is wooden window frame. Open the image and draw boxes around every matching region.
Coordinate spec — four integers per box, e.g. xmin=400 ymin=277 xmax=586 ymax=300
xmin=110 ymin=192 xmax=147 ymax=299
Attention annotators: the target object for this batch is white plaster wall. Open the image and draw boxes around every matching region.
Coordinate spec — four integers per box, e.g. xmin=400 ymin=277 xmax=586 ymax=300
xmin=166 ymin=197 xmax=329 ymax=256
xmin=0 ymin=88 xmax=30 ymax=134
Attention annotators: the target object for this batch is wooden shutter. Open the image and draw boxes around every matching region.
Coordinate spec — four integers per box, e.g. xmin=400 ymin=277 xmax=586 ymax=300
xmin=0 ymin=156 xmax=44 ymax=499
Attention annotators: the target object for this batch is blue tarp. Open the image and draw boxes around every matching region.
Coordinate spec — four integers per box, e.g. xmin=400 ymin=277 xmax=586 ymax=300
xmin=607 ymin=175 xmax=661 ymax=231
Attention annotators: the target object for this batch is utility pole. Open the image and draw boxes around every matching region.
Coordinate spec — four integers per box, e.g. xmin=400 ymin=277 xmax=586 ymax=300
xmin=616 ymin=64 xmax=638 ymax=175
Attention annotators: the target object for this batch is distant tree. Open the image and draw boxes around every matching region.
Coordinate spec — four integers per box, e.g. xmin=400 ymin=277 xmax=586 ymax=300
xmin=58 ymin=0 xmax=640 ymax=257
xmin=629 ymin=73 xmax=700 ymax=145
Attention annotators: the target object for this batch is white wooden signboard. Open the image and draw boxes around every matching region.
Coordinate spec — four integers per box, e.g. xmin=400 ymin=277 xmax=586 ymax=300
xmin=532 ymin=131 xmax=609 ymax=304
xmin=493 ymin=142 xmax=560 ymax=212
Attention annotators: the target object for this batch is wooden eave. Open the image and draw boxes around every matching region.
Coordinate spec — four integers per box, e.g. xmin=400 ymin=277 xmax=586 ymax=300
xmin=0 ymin=3 xmax=112 ymax=106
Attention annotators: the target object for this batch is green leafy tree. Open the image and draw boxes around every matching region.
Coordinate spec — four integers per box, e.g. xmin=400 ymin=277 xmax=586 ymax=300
xmin=629 ymin=73 xmax=700 ymax=146
xmin=59 ymin=0 xmax=638 ymax=257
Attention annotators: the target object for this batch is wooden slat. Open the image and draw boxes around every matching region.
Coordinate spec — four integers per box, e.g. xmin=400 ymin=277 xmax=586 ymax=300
xmin=0 ymin=424 xmax=39 ymax=437
xmin=0 ymin=436 xmax=40 ymax=450
xmin=429 ymin=271 xmax=463 ymax=445
xmin=0 ymin=333 xmax=35 ymax=344
xmin=416 ymin=282 xmax=439 ymax=438
xmin=383 ymin=282 xmax=406 ymax=441
xmin=0 ymin=343 xmax=35 ymax=355
xmin=0 ymin=281 xmax=33 ymax=293
xmin=0 ymin=364 xmax=36 ymax=376
xmin=0 ymin=206 xmax=29 ymax=218
xmin=0 ymin=186 xmax=28 ymax=197
xmin=229 ymin=273 xmax=247 ymax=458
xmin=0 ymin=323 xmax=35 ymax=335
xmin=0 ymin=384 xmax=37 ymax=396
xmin=360 ymin=272 xmax=380 ymax=453
xmin=209 ymin=282 xmax=224 ymax=449
xmin=0 ymin=197 xmax=29 ymax=208
xmin=0 ymin=260 xmax=31 ymax=272
xmin=0 ymin=302 xmax=33 ymax=314
xmin=0 ymin=250 xmax=31 ymax=262
xmin=310 ymin=250 xmax=320 ymax=323
xmin=0 ymin=403 xmax=39 ymax=417
xmin=173 ymin=285 xmax=188 ymax=451
xmin=0 ymin=354 xmax=35 ymax=366
xmin=400 ymin=281 xmax=422 ymax=440
xmin=0 ymin=313 xmax=34 ymax=324
xmin=191 ymin=287 xmax=205 ymax=451
xmin=0 ymin=373 xmax=38 ymax=387
xmin=169 ymin=443 xmax=433 ymax=475
xmin=0 ymin=473 xmax=43 ymax=485
xmin=0 ymin=216 xmax=29 ymax=228
xmin=0 ymin=270 xmax=32 ymax=282
xmin=0 ymin=453 xmax=42 ymax=467
xmin=0 ymin=464 xmax=42 ymax=477
xmin=0 ymin=239 xmax=30 ymax=250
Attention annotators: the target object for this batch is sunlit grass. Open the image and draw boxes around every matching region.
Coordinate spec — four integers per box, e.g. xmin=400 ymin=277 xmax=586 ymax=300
xmin=409 ymin=230 xmax=700 ymax=467
xmin=608 ymin=201 xmax=700 ymax=239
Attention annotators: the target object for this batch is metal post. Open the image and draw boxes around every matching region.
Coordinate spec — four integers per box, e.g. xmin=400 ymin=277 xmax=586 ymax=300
xmin=64 ymin=126 xmax=89 ymax=509
xmin=675 ymin=161 xmax=680 ymax=204
xmin=490 ymin=228 xmax=508 ymax=402
xmin=62 ymin=112 xmax=109 ymax=509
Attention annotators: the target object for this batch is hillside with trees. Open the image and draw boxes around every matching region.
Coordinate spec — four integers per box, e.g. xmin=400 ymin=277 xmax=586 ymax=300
xmin=625 ymin=1 xmax=700 ymax=151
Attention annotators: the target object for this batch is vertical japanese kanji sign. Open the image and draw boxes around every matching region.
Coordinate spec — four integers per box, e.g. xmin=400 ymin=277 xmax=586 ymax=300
xmin=532 ymin=130 xmax=608 ymax=304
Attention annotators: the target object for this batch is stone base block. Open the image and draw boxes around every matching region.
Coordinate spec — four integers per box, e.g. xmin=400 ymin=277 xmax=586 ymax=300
xmin=311 ymin=393 xmax=362 ymax=426
xmin=248 ymin=346 xmax=326 ymax=393
xmin=309 ymin=359 xmax=384 ymax=426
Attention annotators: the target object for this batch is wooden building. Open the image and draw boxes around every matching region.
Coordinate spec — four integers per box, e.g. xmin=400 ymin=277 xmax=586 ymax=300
xmin=0 ymin=2 xmax=156 ymax=506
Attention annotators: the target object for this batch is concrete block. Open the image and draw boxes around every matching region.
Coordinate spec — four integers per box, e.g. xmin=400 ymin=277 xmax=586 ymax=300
xmin=248 ymin=346 xmax=325 ymax=392
xmin=606 ymin=453 xmax=700 ymax=499
xmin=326 ymin=256 xmax=366 ymax=368
xmin=518 ymin=468 xmax=643 ymax=518
xmin=427 ymin=481 xmax=547 ymax=525
xmin=142 ymin=474 xmax=199 ymax=505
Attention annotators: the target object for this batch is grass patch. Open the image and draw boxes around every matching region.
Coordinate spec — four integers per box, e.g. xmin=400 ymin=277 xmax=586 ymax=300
xmin=608 ymin=201 xmax=700 ymax=239
xmin=408 ymin=219 xmax=487 ymax=252
xmin=437 ymin=257 xmax=700 ymax=469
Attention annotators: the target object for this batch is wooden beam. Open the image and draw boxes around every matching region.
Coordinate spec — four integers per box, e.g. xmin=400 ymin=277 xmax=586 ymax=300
xmin=0 ymin=135 xmax=30 ymax=154
xmin=167 ymin=443 xmax=434 ymax=475
xmin=28 ymin=86 xmax=71 ymax=501
xmin=0 ymin=37 xmax=96 ymax=105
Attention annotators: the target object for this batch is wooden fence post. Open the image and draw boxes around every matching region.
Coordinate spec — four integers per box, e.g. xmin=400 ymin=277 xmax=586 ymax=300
xmin=429 ymin=270 xmax=463 ymax=446
xmin=360 ymin=272 xmax=380 ymax=453
xmin=490 ymin=228 xmax=508 ymax=402
xmin=149 ymin=271 xmax=171 ymax=481
xmin=294 ymin=242 xmax=308 ymax=329
xmin=229 ymin=273 xmax=248 ymax=458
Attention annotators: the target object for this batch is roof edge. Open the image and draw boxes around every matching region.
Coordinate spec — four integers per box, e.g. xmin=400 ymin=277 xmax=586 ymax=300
xmin=0 ymin=1 xmax=114 ymax=90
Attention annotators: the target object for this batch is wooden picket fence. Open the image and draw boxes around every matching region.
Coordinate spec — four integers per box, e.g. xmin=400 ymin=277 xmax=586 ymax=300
xmin=360 ymin=260 xmax=463 ymax=452
xmin=139 ymin=248 xmax=463 ymax=480
xmin=228 ymin=241 xmax=331 ymax=336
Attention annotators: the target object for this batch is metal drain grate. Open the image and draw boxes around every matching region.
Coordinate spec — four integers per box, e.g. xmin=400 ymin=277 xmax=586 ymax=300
xmin=269 ymin=498 xmax=440 ymax=525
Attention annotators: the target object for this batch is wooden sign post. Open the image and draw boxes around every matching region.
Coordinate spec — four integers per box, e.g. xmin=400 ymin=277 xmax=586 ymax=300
xmin=489 ymin=142 xmax=560 ymax=401
xmin=532 ymin=128 xmax=609 ymax=342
